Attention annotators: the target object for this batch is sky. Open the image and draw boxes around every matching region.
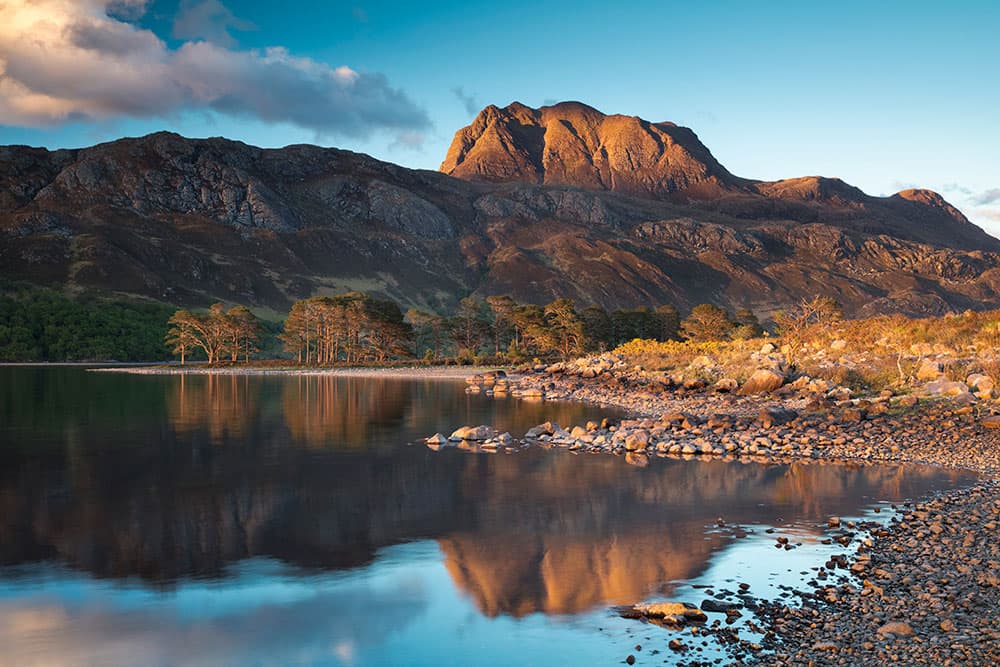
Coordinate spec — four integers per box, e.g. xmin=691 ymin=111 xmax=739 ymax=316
xmin=1 ymin=0 xmax=998 ymax=234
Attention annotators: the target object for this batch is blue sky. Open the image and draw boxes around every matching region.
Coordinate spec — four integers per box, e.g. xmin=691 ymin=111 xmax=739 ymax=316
xmin=1 ymin=0 xmax=998 ymax=234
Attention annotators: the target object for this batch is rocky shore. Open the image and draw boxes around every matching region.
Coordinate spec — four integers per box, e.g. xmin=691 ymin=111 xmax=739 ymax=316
xmin=432 ymin=358 xmax=1000 ymax=665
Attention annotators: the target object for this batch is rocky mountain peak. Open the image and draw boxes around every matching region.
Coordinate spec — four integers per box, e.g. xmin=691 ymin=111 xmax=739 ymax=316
xmin=440 ymin=101 xmax=740 ymax=199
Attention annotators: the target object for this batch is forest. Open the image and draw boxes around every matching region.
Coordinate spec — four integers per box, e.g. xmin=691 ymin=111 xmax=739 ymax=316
xmin=0 ymin=281 xmax=175 ymax=362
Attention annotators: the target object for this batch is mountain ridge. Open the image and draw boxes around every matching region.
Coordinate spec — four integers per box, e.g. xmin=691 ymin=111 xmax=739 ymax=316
xmin=2 ymin=104 xmax=999 ymax=319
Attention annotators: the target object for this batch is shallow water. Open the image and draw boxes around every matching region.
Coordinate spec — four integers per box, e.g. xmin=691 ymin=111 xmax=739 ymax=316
xmin=0 ymin=367 xmax=978 ymax=666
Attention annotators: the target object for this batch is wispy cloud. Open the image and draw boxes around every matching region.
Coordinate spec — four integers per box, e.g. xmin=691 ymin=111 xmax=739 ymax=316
xmin=971 ymin=188 xmax=1000 ymax=206
xmin=0 ymin=0 xmax=430 ymax=140
xmin=172 ymin=0 xmax=255 ymax=48
xmin=941 ymin=182 xmax=973 ymax=196
xmin=451 ymin=86 xmax=480 ymax=116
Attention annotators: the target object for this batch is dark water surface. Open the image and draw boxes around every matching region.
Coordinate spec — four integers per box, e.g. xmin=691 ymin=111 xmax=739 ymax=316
xmin=0 ymin=367 xmax=978 ymax=666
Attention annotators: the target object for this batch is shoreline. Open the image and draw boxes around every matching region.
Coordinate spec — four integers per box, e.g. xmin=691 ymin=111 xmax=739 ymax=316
xmin=90 ymin=364 xmax=504 ymax=380
xmin=472 ymin=364 xmax=1000 ymax=665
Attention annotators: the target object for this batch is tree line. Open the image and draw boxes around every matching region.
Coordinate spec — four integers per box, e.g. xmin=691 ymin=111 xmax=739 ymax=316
xmin=164 ymin=292 xmax=776 ymax=365
xmin=0 ymin=281 xmax=174 ymax=362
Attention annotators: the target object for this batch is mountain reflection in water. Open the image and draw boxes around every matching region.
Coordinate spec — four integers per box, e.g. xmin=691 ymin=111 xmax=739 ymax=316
xmin=0 ymin=368 xmax=977 ymax=666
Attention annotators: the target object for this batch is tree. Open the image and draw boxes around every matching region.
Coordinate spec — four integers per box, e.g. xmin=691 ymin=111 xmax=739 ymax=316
xmin=164 ymin=304 xmax=229 ymax=364
xmin=581 ymin=305 xmax=613 ymax=351
xmin=407 ymin=309 xmax=447 ymax=359
xmin=165 ymin=311 xmax=198 ymax=365
xmin=544 ymin=298 xmax=586 ymax=360
xmin=281 ymin=293 xmax=414 ymax=365
xmin=364 ymin=296 xmax=412 ymax=362
xmin=654 ymin=305 xmax=681 ymax=341
xmin=486 ymin=295 xmax=518 ymax=356
xmin=731 ymin=307 xmax=763 ymax=340
xmin=680 ymin=304 xmax=734 ymax=342
xmin=226 ymin=305 xmax=261 ymax=363
xmin=512 ymin=303 xmax=547 ymax=356
xmin=449 ymin=296 xmax=490 ymax=356
xmin=775 ymin=296 xmax=843 ymax=364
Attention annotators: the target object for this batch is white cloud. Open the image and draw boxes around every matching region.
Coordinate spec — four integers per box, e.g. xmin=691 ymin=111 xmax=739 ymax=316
xmin=0 ymin=0 xmax=430 ymax=140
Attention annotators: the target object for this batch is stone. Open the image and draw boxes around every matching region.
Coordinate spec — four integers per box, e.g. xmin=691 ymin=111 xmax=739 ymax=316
xmin=841 ymin=407 xmax=867 ymax=422
xmin=624 ymin=430 xmax=650 ymax=451
xmin=449 ymin=425 xmax=494 ymax=441
xmin=701 ymin=599 xmax=740 ymax=613
xmin=922 ymin=379 xmax=972 ymax=400
xmin=525 ymin=422 xmax=558 ymax=438
xmin=760 ymin=407 xmax=797 ymax=428
xmin=968 ymin=373 xmax=995 ymax=398
xmin=628 ymin=602 xmax=707 ymax=624
xmin=739 ymin=369 xmax=786 ymax=395
xmin=714 ymin=378 xmax=739 ymax=393
xmin=877 ymin=621 xmax=915 ymax=638
xmin=981 ymin=416 xmax=1000 ymax=430
xmin=916 ymin=359 xmax=944 ymax=381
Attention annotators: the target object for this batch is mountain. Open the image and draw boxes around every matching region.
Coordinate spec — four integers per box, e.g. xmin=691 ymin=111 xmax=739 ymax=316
xmin=2 ymin=103 xmax=999 ymax=318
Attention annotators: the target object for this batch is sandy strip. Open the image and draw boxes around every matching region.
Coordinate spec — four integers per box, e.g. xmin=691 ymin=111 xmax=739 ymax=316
xmin=90 ymin=365 xmax=505 ymax=380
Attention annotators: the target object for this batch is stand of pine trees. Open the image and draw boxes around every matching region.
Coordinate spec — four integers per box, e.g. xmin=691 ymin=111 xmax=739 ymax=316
xmin=163 ymin=291 xmax=765 ymax=365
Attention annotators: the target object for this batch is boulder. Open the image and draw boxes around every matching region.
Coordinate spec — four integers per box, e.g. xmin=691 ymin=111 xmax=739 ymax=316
xmin=739 ymin=369 xmax=786 ymax=395
xmin=624 ymin=602 xmax=707 ymax=625
xmin=967 ymin=373 xmax=995 ymax=397
xmin=916 ymin=359 xmax=944 ymax=381
xmin=714 ymin=378 xmax=739 ymax=393
xmin=449 ymin=425 xmax=495 ymax=441
xmin=525 ymin=421 xmax=558 ymax=438
xmin=624 ymin=430 xmax=650 ymax=451
xmin=922 ymin=379 xmax=973 ymax=400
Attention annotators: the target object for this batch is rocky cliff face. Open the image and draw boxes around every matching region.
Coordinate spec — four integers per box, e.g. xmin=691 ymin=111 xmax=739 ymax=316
xmin=441 ymin=101 xmax=741 ymax=199
xmin=2 ymin=105 xmax=999 ymax=317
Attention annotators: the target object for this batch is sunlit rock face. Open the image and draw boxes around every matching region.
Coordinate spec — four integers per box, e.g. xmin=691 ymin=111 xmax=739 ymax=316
xmin=441 ymin=101 xmax=740 ymax=199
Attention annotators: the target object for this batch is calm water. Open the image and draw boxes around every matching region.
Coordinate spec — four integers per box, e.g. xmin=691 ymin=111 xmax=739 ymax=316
xmin=0 ymin=367 xmax=978 ymax=667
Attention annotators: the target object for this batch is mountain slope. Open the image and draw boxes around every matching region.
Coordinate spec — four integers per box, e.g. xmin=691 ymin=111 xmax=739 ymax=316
xmin=443 ymin=102 xmax=996 ymax=252
xmin=2 ymin=107 xmax=999 ymax=318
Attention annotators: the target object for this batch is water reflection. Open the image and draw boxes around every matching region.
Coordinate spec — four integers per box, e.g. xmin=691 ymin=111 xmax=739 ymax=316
xmin=0 ymin=368 xmax=979 ymax=666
